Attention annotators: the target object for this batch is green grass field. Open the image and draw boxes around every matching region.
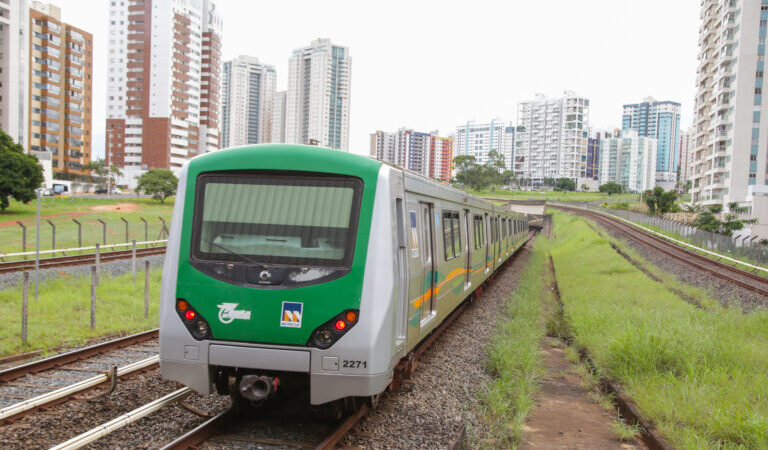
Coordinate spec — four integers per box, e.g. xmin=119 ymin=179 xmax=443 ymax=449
xmin=481 ymin=238 xmax=548 ymax=447
xmin=0 ymin=197 xmax=174 ymax=256
xmin=466 ymin=188 xmax=640 ymax=203
xmin=551 ymin=211 xmax=768 ymax=449
xmin=0 ymin=266 xmax=161 ymax=356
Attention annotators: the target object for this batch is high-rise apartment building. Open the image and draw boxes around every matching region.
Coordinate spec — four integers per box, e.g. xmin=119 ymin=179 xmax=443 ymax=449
xmin=516 ymin=91 xmax=590 ymax=183
xmin=429 ymin=135 xmax=453 ymax=182
xmin=679 ymin=126 xmax=695 ymax=189
xmin=106 ymin=0 xmax=223 ymax=183
xmin=286 ymin=38 xmax=351 ymax=150
xmin=622 ymin=97 xmax=681 ymax=189
xmin=271 ymin=90 xmax=286 ymax=143
xmin=220 ymin=55 xmax=276 ymax=148
xmin=587 ymin=137 xmax=600 ymax=180
xmin=370 ymin=128 xmax=453 ymax=181
xmin=598 ymin=130 xmax=657 ymax=193
xmin=691 ymin=0 xmax=767 ymax=207
xmin=454 ymin=119 xmax=514 ymax=169
xmin=28 ymin=2 xmax=92 ymax=176
xmin=0 ymin=0 xmax=29 ymax=146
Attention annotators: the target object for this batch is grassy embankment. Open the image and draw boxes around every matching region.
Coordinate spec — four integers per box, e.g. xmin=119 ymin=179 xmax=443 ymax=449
xmin=0 ymin=266 xmax=162 ymax=356
xmin=479 ymin=237 xmax=549 ymax=446
xmin=551 ymin=211 xmax=768 ymax=448
xmin=0 ymin=197 xmax=174 ymax=255
xmin=466 ymin=188 xmax=640 ymax=203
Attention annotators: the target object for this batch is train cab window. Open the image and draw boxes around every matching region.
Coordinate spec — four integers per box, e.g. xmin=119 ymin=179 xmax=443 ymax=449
xmin=442 ymin=210 xmax=462 ymax=261
xmin=473 ymin=214 xmax=484 ymax=249
xmin=192 ymin=172 xmax=362 ymax=271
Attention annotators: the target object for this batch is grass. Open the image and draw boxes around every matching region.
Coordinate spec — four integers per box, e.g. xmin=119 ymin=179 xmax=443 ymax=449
xmin=0 ymin=197 xmax=174 ymax=256
xmin=0 ymin=266 xmax=161 ymax=356
xmin=611 ymin=421 xmax=643 ymax=442
xmin=466 ymin=188 xmax=640 ymax=203
xmin=479 ymin=238 xmax=548 ymax=447
xmin=550 ymin=210 xmax=768 ymax=449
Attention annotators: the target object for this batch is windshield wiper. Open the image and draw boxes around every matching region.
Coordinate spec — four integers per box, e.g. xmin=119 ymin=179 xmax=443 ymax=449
xmin=201 ymin=237 xmax=259 ymax=265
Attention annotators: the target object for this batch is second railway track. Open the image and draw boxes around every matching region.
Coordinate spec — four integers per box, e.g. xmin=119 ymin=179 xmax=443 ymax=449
xmin=554 ymin=204 xmax=768 ymax=297
xmin=0 ymin=246 xmax=167 ymax=274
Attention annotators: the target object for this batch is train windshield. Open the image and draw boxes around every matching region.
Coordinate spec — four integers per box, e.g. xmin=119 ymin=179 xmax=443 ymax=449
xmin=192 ymin=172 xmax=362 ymax=268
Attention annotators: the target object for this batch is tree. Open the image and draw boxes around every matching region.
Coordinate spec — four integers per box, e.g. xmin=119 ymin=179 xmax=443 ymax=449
xmin=643 ymin=187 xmax=678 ymax=216
xmin=555 ymin=178 xmax=576 ymax=192
xmin=87 ymin=159 xmax=109 ymax=186
xmin=721 ymin=202 xmax=758 ymax=236
xmin=0 ymin=129 xmax=44 ymax=211
xmin=692 ymin=207 xmax=721 ymax=233
xmin=581 ymin=184 xmax=590 ymax=192
xmin=599 ymin=182 xmax=623 ymax=195
xmin=136 ymin=169 xmax=178 ymax=203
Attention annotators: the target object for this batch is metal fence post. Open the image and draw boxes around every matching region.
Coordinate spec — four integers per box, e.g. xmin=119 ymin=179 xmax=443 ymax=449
xmin=144 ymin=260 xmax=150 ymax=318
xmin=97 ymin=219 xmax=106 ymax=245
xmin=158 ymin=217 xmax=168 ymax=240
xmin=140 ymin=217 xmax=148 ymax=247
xmin=91 ymin=265 xmax=96 ymax=329
xmin=132 ymin=240 xmax=137 ymax=283
xmin=46 ymin=219 xmax=55 ymax=252
xmin=22 ymin=272 xmax=29 ymax=345
xmin=121 ymin=217 xmax=129 ymax=243
xmin=95 ymin=243 xmax=100 ymax=285
xmin=17 ymin=221 xmax=26 ymax=259
xmin=72 ymin=219 xmax=82 ymax=248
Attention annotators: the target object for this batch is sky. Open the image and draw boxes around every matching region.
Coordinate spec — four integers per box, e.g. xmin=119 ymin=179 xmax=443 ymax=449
xmin=53 ymin=0 xmax=700 ymax=159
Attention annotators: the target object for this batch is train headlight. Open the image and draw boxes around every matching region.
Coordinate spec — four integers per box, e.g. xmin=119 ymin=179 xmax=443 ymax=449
xmin=176 ymin=298 xmax=213 ymax=341
xmin=309 ymin=309 xmax=359 ymax=350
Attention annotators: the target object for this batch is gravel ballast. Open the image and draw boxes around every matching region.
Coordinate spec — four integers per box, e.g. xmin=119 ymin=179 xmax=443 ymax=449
xmin=341 ymin=242 xmax=534 ymax=449
xmin=0 ymin=253 xmax=165 ymax=291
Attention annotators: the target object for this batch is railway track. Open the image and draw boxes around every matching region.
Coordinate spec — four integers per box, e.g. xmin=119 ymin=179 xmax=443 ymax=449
xmin=0 ymin=329 xmax=159 ymax=423
xmin=554 ymin=204 xmax=768 ymax=297
xmin=0 ymin=246 xmax=167 ymax=274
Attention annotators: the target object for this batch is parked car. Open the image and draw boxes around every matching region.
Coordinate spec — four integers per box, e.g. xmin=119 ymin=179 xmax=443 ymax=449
xmin=95 ymin=186 xmax=108 ymax=194
xmin=41 ymin=188 xmax=55 ymax=196
xmin=110 ymin=188 xmax=122 ymax=194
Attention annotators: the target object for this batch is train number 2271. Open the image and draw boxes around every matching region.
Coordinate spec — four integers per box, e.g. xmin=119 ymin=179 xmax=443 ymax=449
xmin=342 ymin=360 xmax=367 ymax=369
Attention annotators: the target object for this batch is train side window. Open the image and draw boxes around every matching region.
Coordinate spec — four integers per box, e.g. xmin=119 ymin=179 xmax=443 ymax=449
xmin=442 ymin=210 xmax=462 ymax=260
xmin=473 ymin=214 xmax=484 ymax=249
xmin=452 ymin=212 xmax=462 ymax=257
xmin=501 ymin=218 xmax=507 ymax=239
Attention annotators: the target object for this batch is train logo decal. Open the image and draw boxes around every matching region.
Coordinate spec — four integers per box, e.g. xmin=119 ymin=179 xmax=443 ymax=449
xmin=217 ymin=303 xmax=251 ymax=324
xmin=280 ymin=302 xmax=303 ymax=328
xmin=409 ymin=211 xmax=419 ymax=258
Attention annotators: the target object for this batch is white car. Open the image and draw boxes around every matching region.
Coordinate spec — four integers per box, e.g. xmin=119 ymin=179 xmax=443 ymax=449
xmin=110 ymin=188 xmax=122 ymax=194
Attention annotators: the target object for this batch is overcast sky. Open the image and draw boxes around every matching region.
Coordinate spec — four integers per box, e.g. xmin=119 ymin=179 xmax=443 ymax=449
xmin=54 ymin=0 xmax=700 ymax=158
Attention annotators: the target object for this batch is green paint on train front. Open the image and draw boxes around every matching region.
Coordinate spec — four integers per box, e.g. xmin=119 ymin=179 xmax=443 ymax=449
xmin=175 ymin=144 xmax=382 ymax=346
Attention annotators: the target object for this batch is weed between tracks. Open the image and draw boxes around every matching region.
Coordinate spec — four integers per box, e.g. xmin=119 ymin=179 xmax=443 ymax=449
xmin=0 ymin=267 xmax=161 ymax=356
xmin=479 ymin=238 xmax=548 ymax=448
xmin=551 ymin=211 xmax=768 ymax=449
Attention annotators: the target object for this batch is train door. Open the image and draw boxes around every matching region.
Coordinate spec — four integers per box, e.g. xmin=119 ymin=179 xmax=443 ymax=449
xmin=463 ymin=209 xmax=471 ymax=287
xmin=495 ymin=215 xmax=502 ymax=262
xmin=419 ymin=203 xmax=435 ymax=324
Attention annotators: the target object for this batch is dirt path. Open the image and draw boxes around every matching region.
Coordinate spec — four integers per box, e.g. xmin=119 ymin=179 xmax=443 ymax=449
xmin=519 ymin=337 xmax=644 ymax=449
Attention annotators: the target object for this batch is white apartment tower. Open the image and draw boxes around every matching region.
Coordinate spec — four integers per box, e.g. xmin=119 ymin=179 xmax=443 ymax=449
xmin=285 ymin=38 xmax=351 ymax=150
xmin=691 ymin=0 xmax=767 ymax=207
xmin=271 ymin=90 xmax=286 ymax=143
xmin=454 ymin=119 xmax=514 ymax=169
xmin=221 ymin=55 xmax=276 ymax=148
xmin=106 ymin=0 xmax=223 ymax=183
xmin=0 ymin=0 xmax=29 ymax=145
xmin=679 ymin=126 xmax=695 ymax=189
xmin=598 ymin=130 xmax=657 ymax=193
xmin=516 ymin=91 xmax=590 ymax=183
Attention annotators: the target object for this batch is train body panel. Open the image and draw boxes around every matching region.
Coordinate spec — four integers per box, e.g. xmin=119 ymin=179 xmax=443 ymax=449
xmin=159 ymin=144 xmax=529 ymax=405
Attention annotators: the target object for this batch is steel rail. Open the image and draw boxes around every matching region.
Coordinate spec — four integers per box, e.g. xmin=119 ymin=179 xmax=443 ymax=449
xmin=49 ymin=387 xmax=191 ymax=450
xmin=553 ymin=205 xmax=768 ymax=296
xmin=0 ymin=356 xmax=159 ymax=422
xmin=0 ymin=246 xmax=166 ymax=274
xmin=0 ymin=329 xmax=158 ymax=383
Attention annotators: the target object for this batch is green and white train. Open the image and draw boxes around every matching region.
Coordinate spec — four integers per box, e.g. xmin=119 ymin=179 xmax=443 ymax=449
xmin=159 ymin=144 xmax=529 ymax=406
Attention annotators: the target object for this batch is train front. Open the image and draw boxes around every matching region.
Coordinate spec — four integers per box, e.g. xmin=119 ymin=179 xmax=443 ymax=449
xmin=159 ymin=144 xmax=395 ymax=405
